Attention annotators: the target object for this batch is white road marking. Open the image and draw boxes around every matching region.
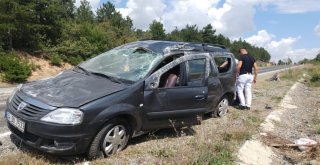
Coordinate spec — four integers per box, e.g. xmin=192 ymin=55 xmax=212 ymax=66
xmin=0 ymin=132 xmax=11 ymax=139
xmin=0 ymin=102 xmax=6 ymax=106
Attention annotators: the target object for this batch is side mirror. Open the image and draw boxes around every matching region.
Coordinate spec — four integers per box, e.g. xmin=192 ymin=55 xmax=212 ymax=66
xmin=149 ymin=82 xmax=157 ymax=89
xmin=145 ymin=76 xmax=159 ymax=90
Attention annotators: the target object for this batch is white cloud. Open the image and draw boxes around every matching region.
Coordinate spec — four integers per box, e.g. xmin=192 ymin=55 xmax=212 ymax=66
xmin=315 ymin=24 xmax=320 ymax=37
xmin=117 ymin=0 xmax=166 ymax=30
xmin=75 ymin=0 xmax=101 ymax=11
xmin=117 ymin=0 xmax=261 ymax=37
xmin=271 ymin=0 xmax=320 ymax=13
xmin=286 ymin=48 xmax=319 ymax=62
xmin=245 ymin=30 xmax=319 ymax=62
xmin=246 ymin=30 xmax=274 ymax=47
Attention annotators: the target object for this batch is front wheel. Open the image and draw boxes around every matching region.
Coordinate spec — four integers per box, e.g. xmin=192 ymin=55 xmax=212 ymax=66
xmin=87 ymin=119 xmax=130 ymax=159
xmin=213 ymin=97 xmax=229 ymax=118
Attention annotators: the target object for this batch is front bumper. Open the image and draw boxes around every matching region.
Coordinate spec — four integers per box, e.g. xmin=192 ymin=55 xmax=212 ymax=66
xmin=8 ymin=122 xmax=92 ymax=155
xmin=5 ymin=93 xmax=96 ymax=155
xmin=6 ymin=108 xmax=95 ymax=155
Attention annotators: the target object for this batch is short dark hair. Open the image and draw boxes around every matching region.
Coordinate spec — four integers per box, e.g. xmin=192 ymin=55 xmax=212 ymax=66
xmin=239 ymin=48 xmax=246 ymax=52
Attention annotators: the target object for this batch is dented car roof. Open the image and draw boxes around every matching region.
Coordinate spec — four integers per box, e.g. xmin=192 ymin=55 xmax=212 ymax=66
xmin=119 ymin=40 xmax=229 ymax=55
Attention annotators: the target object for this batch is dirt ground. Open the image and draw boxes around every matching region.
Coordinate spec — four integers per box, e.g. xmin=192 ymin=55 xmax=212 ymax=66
xmin=238 ymin=82 xmax=320 ymax=165
xmin=260 ymin=82 xmax=320 ymax=164
xmin=0 ymin=66 xmax=318 ymax=165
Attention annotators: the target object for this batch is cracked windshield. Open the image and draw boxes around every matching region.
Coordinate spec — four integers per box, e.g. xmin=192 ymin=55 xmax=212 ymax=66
xmin=81 ymin=47 xmax=161 ymax=82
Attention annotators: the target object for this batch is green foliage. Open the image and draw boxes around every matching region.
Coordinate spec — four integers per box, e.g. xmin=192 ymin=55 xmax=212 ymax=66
xmin=0 ymin=0 xmax=271 ymax=70
xmin=67 ymin=56 xmax=83 ymax=66
xmin=309 ymin=65 xmax=320 ymax=87
xmin=75 ymin=0 xmax=94 ymax=23
xmin=192 ymin=144 xmax=233 ymax=165
xmin=149 ymin=20 xmax=166 ymax=40
xmin=49 ymin=54 xmax=62 ymax=66
xmin=0 ymin=0 xmax=75 ymax=51
xmin=201 ymin=24 xmax=217 ymax=43
xmin=166 ymin=23 xmax=270 ymax=62
xmin=0 ymin=52 xmax=32 ymax=82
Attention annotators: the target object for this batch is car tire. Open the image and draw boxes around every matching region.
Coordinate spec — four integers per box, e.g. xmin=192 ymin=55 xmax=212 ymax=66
xmin=212 ymin=96 xmax=229 ymax=118
xmin=87 ymin=118 xmax=130 ymax=159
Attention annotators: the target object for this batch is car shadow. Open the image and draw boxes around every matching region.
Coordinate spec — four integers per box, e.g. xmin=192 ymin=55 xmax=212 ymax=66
xmin=9 ymin=126 xmax=197 ymax=163
xmin=129 ymin=126 xmax=196 ymax=145
xmin=9 ymin=134 xmax=87 ymax=164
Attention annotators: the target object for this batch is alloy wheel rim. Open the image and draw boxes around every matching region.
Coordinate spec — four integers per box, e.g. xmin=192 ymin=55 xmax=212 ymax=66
xmin=218 ymin=98 xmax=229 ymax=116
xmin=102 ymin=125 xmax=127 ymax=156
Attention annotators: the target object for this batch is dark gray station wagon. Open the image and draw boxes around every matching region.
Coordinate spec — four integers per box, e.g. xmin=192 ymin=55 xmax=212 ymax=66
xmin=5 ymin=40 xmax=236 ymax=158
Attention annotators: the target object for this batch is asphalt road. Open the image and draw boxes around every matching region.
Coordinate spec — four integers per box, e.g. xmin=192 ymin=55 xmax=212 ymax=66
xmin=0 ymin=65 xmax=302 ymax=154
xmin=0 ymin=99 xmax=9 ymax=135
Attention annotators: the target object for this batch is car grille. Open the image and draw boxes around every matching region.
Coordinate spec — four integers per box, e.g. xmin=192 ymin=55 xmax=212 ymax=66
xmin=9 ymin=94 xmax=50 ymax=120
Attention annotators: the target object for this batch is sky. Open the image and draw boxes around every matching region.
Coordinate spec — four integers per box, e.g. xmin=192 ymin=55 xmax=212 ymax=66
xmin=76 ymin=0 xmax=320 ymax=62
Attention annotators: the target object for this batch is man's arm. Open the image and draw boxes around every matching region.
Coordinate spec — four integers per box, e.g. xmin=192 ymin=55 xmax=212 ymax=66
xmin=253 ymin=62 xmax=258 ymax=84
xmin=236 ymin=61 xmax=242 ymax=75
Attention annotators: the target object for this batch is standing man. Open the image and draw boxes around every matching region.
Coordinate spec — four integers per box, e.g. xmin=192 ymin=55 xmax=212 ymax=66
xmin=236 ymin=48 xmax=258 ymax=110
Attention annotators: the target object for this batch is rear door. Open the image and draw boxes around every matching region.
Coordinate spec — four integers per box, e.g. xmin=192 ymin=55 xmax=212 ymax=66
xmin=206 ymin=60 xmax=223 ymax=112
xmin=142 ymin=53 xmax=211 ymax=130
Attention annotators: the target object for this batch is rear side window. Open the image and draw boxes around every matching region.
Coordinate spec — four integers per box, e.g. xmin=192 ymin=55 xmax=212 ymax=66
xmin=187 ymin=59 xmax=206 ymax=86
xmin=214 ymin=56 xmax=232 ymax=73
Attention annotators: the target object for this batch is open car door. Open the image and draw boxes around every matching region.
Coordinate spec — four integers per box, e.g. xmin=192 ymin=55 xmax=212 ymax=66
xmin=141 ymin=53 xmax=212 ymax=130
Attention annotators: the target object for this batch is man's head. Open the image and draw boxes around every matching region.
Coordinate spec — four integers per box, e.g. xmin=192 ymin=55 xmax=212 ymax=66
xmin=239 ymin=48 xmax=248 ymax=55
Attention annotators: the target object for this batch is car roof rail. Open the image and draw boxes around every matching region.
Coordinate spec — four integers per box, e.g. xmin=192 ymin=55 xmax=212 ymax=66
xmin=202 ymin=43 xmax=226 ymax=49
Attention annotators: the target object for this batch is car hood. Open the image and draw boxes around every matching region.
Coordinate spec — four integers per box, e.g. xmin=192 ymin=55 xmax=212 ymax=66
xmin=21 ymin=70 xmax=128 ymax=107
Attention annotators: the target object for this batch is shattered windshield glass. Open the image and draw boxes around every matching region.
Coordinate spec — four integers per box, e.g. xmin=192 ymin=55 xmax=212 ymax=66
xmin=80 ymin=47 xmax=161 ymax=82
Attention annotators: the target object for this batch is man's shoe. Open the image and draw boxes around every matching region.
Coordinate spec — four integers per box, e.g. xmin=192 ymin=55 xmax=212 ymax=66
xmin=245 ymin=106 xmax=251 ymax=110
xmin=236 ymin=105 xmax=246 ymax=110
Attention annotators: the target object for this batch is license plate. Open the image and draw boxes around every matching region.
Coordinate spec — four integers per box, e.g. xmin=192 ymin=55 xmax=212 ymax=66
xmin=6 ymin=112 xmax=25 ymax=133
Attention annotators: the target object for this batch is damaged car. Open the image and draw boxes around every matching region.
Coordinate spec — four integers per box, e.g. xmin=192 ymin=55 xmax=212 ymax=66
xmin=5 ymin=40 xmax=236 ymax=158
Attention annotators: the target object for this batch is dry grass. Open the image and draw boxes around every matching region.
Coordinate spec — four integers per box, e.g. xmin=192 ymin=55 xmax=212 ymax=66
xmin=0 ymin=69 xmax=302 ymax=164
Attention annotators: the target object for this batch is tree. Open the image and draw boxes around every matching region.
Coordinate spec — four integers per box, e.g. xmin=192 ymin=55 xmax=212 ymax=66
xmin=278 ymin=59 xmax=285 ymax=65
xmin=201 ymin=24 xmax=216 ymax=43
xmin=314 ymin=53 xmax=320 ymax=61
xmin=75 ymin=0 xmax=94 ymax=23
xmin=96 ymin=2 xmax=115 ymax=22
xmin=97 ymin=2 xmax=133 ymax=29
xmin=180 ymin=24 xmax=202 ymax=42
xmin=0 ymin=0 xmax=75 ymax=51
xmin=149 ymin=20 xmax=166 ymax=40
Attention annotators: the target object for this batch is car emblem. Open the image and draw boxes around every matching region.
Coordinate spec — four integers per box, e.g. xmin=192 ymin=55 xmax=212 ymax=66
xmin=17 ymin=102 xmax=27 ymax=112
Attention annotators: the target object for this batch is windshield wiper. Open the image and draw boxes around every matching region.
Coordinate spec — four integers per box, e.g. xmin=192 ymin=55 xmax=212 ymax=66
xmin=75 ymin=66 xmax=90 ymax=75
xmin=90 ymin=72 xmax=124 ymax=84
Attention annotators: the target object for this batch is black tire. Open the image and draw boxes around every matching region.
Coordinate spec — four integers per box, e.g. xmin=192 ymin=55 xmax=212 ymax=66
xmin=212 ymin=96 xmax=229 ymax=118
xmin=87 ymin=118 xmax=130 ymax=159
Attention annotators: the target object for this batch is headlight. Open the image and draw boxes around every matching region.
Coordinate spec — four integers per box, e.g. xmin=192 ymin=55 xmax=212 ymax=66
xmin=41 ymin=108 xmax=83 ymax=125
xmin=8 ymin=84 xmax=22 ymax=103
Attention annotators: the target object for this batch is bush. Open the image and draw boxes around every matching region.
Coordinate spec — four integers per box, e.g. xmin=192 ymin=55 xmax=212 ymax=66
xmin=67 ymin=56 xmax=83 ymax=66
xmin=49 ymin=54 xmax=62 ymax=66
xmin=0 ymin=52 xmax=32 ymax=83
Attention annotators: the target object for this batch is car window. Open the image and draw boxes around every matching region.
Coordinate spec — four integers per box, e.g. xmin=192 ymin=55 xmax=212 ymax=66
xmin=214 ymin=56 xmax=232 ymax=73
xmin=187 ymin=59 xmax=206 ymax=86
xmin=158 ymin=63 xmax=182 ymax=88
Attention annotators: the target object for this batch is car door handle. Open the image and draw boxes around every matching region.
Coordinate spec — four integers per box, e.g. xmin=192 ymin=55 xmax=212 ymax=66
xmin=212 ymin=83 xmax=218 ymax=87
xmin=195 ymin=95 xmax=205 ymax=100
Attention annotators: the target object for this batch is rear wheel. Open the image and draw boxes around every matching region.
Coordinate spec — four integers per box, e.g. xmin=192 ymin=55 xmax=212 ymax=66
xmin=213 ymin=97 xmax=229 ymax=117
xmin=87 ymin=119 xmax=130 ymax=159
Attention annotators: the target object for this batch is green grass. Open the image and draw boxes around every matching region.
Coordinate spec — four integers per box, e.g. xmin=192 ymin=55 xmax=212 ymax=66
xmin=271 ymin=96 xmax=283 ymax=102
xmin=281 ymin=64 xmax=320 ymax=87
xmin=191 ymin=144 xmax=233 ymax=165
